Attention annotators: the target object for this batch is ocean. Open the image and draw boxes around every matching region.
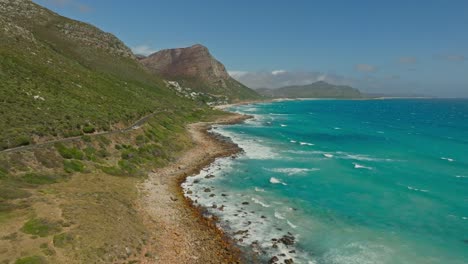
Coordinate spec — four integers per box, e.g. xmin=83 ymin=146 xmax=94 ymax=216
xmin=182 ymin=99 xmax=468 ymax=264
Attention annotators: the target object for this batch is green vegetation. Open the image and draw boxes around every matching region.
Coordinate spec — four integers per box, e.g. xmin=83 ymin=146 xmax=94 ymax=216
xmin=53 ymin=232 xmax=73 ymax=248
xmin=54 ymin=143 xmax=84 ymax=160
xmin=63 ymin=160 xmax=85 ymax=173
xmin=0 ymin=1 xmax=204 ymax=150
xmin=19 ymin=173 xmax=65 ymax=185
xmin=21 ymin=218 xmax=62 ymax=237
xmin=15 ymin=256 xmax=47 ymax=264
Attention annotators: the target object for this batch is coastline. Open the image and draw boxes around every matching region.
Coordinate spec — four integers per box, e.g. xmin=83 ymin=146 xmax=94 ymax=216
xmin=139 ymin=112 xmax=252 ymax=263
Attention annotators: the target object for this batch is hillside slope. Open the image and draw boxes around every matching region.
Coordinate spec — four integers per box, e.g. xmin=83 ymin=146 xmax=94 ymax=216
xmin=0 ymin=0 xmax=200 ymax=150
xmin=256 ymin=81 xmax=362 ymax=98
xmin=140 ymin=44 xmax=260 ymax=102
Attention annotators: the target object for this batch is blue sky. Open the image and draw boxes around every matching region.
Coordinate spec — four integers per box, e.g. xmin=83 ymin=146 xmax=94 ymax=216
xmin=35 ymin=0 xmax=468 ymax=97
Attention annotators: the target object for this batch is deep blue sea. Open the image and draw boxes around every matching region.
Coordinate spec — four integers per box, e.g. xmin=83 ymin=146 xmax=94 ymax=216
xmin=182 ymin=99 xmax=468 ymax=264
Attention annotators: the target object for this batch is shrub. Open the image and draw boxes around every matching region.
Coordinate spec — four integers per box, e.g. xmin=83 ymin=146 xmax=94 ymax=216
xmin=63 ymin=160 xmax=85 ymax=173
xmin=14 ymin=135 xmax=31 ymax=147
xmin=81 ymin=135 xmax=92 ymax=142
xmin=53 ymin=232 xmax=73 ymax=248
xmin=82 ymin=125 xmax=95 ymax=134
xmin=15 ymin=255 xmax=46 ymax=264
xmin=55 ymin=143 xmax=84 ymax=160
xmin=21 ymin=218 xmax=62 ymax=237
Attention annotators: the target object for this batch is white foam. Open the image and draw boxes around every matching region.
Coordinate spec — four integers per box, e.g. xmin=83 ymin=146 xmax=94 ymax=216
xmin=441 ymin=157 xmax=455 ymax=162
xmin=287 ymin=220 xmax=297 ymax=229
xmin=213 ymin=127 xmax=278 ymax=160
xmin=290 ymin=140 xmax=297 ymax=143
xmin=353 ymin=163 xmax=373 ymax=170
xmin=334 ymin=127 xmax=341 ymax=130
xmin=274 ymin=211 xmax=285 ymax=219
xmin=255 ymin=187 xmax=266 ymax=192
xmin=323 ymin=153 xmax=334 ymax=158
xmin=280 ymin=124 xmax=287 ymax=127
xmin=300 ymin=141 xmax=315 ymax=146
xmin=455 ymin=175 xmax=468 ymax=178
xmin=407 ymin=186 xmax=429 ymax=193
xmin=270 ymin=177 xmax=287 ymax=185
xmin=269 ymin=167 xmax=319 ymax=176
xmin=251 ymin=197 xmax=270 ymax=208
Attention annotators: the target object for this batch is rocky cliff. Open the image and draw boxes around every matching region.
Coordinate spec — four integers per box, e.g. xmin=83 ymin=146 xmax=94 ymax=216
xmin=140 ymin=44 xmax=260 ymax=101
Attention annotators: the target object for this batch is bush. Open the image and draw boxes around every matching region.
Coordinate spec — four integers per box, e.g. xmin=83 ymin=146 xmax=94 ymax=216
xmin=81 ymin=135 xmax=92 ymax=142
xmin=82 ymin=125 xmax=95 ymax=134
xmin=63 ymin=160 xmax=85 ymax=173
xmin=21 ymin=218 xmax=62 ymax=237
xmin=15 ymin=255 xmax=46 ymax=264
xmin=55 ymin=143 xmax=84 ymax=160
xmin=12 ymin=135 xmax=32 ymax=147
xmin=53 ymin=232 xmax=73 ymax=248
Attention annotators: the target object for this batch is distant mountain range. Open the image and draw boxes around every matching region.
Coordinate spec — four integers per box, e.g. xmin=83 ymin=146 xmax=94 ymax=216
xmin=256 ymin=81 xmax=362 ymax=98
xmin=139 ymin=44 xmax=260 ymax=101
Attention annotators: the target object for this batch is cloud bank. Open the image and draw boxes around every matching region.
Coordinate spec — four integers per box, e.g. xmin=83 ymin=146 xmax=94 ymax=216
xmin=131 ymin=45 xmax=158 ymax=56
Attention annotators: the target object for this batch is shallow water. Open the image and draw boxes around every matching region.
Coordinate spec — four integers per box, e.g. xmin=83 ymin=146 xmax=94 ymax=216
xmin=182 ymin=99 xmax=468 ymax=263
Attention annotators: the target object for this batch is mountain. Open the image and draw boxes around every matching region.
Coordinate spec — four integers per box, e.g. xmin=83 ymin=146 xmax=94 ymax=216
xmin=140 ymin=44 xmax=260 ymax=102
xmin=256 ymin=81 xmax=362 ymax=98
xmin=0 ymin=0 xmax=199 ymax=150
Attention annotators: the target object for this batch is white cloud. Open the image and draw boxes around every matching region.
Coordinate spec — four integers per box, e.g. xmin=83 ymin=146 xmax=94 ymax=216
xmin=228 ymin=71 xmax=248 ymax=78
xmin=355 ymin=64 xmax=378 ymax=73
xmin=271 ymin=70 xmax=287 ymax=75
xmin=131 ymin=45 xmax=158 ymax=56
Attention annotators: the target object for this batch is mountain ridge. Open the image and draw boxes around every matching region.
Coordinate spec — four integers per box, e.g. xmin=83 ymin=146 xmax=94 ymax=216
xmin=256 ymin=81 xmax=362 ymax=98
xmin=140 ymin=44 xmax=260 ymax=102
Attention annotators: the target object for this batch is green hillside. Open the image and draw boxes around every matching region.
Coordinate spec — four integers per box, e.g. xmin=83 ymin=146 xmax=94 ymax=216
xmin=0 ymin=0 xmax=202 ymax=150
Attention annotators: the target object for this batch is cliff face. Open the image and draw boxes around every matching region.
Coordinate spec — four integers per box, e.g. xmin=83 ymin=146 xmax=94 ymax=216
xmin=141 ymin=44 xmax=260 ymax=101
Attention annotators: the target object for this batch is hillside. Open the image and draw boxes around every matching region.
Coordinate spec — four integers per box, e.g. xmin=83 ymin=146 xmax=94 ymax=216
xmin=0 ymin=1 xmax=234 ymax=263
xmin=140 ymin=44 xmax=260 ymax=102
xmin=0 ymin=0 xmax=206 ymax=150
xmin=256 ymin=81 xmax=362 ymax=98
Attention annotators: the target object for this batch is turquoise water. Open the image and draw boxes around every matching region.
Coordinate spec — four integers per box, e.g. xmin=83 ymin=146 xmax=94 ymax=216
xmin=182 ymin=99 xmax=468 ymax=263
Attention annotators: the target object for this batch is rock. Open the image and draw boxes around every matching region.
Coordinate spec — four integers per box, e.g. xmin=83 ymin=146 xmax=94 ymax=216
xmin=204 ymin=188 xmax=211 ymax=192
xmin=205 ymin=174 xmax=215 ymax=179
xmin=187 ymin=190 xmax=193 ymax=194
xmin=209 ymin=194 xmax=215 ymax=197
xmin=279 ymin=234 xmax=295 ymax=246
xmin=268 ymin=256 xmax=279 ymax=263
xmin=289 ymin=250 xmax=296 ymax=254
xmin=242 ymin=202 xmax=249 ymax=205
xmin=285 ymin=259 xmax=294 ymax=264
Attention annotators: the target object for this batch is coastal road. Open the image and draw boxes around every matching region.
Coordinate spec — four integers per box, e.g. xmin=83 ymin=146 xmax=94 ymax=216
xmin=1 ymin=110 xmax=167 ymax=154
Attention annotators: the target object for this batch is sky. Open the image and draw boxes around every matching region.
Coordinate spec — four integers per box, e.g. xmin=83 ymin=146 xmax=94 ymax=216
xmin=34 ymin=0 xmax=468 ymax=97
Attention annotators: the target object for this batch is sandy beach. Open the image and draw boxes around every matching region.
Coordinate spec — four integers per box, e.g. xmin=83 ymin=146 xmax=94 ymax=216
xmin=138 ymin=113 xmax=251 ymax=263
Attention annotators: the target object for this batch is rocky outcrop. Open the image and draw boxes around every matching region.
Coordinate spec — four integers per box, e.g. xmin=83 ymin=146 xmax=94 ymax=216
xmin=0 ymin=0 xmax=135 ymax=59
xmin=141 ymin=44 xmax=260 ymax=101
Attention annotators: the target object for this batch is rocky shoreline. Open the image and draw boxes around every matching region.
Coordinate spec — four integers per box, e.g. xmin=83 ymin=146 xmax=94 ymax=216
xmin=139 ymin=113 xmax=252 ymax=263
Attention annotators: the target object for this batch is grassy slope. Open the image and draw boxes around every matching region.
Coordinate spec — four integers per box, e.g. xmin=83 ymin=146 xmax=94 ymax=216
xmin=0 ymin=1 xmax=230 ymax=263
xmin=0 ymin=0 xmax=202 ymax=150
